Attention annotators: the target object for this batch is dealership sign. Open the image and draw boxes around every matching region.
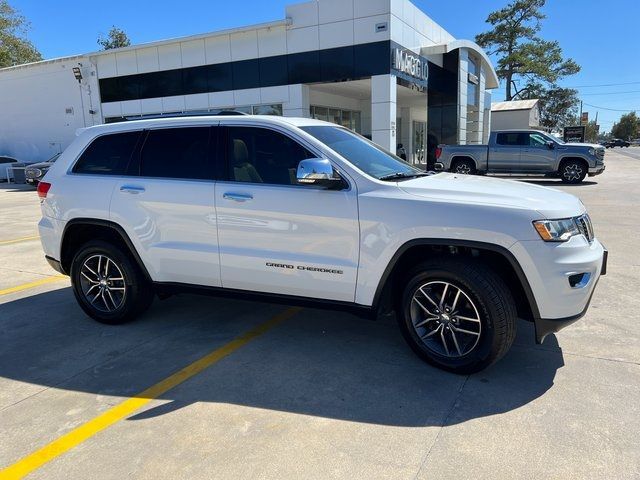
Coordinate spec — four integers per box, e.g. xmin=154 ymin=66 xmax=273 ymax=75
xmin=391 ymin=45 xmax=429 ymax=88
xmin=564 ymin=126 xmax=585 ymax=143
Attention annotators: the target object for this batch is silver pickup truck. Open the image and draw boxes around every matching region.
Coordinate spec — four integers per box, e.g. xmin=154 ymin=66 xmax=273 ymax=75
xmin=435 ymin=130 xmax=606 ymax=184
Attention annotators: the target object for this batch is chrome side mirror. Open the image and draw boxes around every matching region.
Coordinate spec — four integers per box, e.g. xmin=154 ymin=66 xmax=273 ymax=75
xmin=297 ymin=158 xmax=342 ymax=187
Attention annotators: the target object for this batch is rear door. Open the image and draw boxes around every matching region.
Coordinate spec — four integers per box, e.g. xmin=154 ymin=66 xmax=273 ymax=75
xmin=520 ymin=132 xmax=556 ymax=172
xmin=214 ymin=124 xmax=359 ymax=302
xmin=489 ymin=132 xmax=525 ymax=172
xmin=110 ymin=125 xmax=221 ymax=287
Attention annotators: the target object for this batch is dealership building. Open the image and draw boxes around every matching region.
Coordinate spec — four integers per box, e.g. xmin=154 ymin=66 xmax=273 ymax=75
xmin=0 ymin=0 xmax=498 ymax=165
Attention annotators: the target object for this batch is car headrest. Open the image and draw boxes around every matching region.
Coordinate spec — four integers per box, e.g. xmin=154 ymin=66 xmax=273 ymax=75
xmin=232 ymin=139 xmax=249 ymax=164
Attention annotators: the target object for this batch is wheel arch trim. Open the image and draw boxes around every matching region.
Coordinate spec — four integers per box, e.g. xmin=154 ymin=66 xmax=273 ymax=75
xmin=61 ymin=218 xmax=153 ymax=282
xmin=371 ymin=238 xmax=541 ymax=319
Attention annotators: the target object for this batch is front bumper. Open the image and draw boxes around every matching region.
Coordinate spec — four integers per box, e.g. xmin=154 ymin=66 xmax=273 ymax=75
xmin=588 ymin=164 xmax=605 ymax=176
xmin=533 ymin=246 xmax=607 ymax=343
xmin=510 ymin=237 xmax=606 ymax=344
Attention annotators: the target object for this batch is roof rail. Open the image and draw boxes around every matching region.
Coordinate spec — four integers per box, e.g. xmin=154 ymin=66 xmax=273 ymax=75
xmin=107 ymin=110 xmax=252 ymax=123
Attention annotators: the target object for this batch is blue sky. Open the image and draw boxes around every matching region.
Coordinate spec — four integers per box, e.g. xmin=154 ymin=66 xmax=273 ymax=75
xmin=12 ymin=0 xmax=640 ymax=133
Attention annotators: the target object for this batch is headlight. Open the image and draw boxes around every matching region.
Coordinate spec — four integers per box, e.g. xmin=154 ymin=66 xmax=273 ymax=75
xmin=533 ymin=218 xmax=580 ymax=242
xmin=588 ymin=148 xmax=595 ymax=155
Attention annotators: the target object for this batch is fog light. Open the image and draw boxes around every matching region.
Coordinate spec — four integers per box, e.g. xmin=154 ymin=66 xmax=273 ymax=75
xmin=568 ymin=273 xmax=590 ymax=288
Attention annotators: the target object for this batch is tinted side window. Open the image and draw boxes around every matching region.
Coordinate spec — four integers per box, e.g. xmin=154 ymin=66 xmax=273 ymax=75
xmin=496 ymin=133 xmax=525 ymax=146
xmin=74 ymin=132 xmax=141 ymax=175
xmin=226 ymin=127 xmax=314 ymax=185
xmin=528 ymin=133 xmax=547 ymax=146
xmin=140 ymin=127 xmax=212 ymax=180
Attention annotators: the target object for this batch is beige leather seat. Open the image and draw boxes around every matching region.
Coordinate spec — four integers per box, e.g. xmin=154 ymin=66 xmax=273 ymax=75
xmin=231 ymin=139 xmax=262 ymax=183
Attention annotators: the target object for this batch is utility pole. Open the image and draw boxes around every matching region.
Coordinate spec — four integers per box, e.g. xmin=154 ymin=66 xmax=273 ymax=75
xmin=579 ymin=101 xmax=583 ymax=124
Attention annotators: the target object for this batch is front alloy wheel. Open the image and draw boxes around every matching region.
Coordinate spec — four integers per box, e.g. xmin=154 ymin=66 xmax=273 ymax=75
xmin=410 ymin=281 xmax=482 ymax=358
xmin=397 ymin=259 xmax=517 ymax=374
xmin=560 ymin=161 xmax=586 ymax=183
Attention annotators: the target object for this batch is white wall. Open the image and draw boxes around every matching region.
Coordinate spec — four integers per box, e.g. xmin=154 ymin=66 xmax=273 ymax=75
xmin=490 ymin=110 xmax=533 ymax=131
xmin=0 ymin=0 xmax=468 ymax=158
xmin=0 ymin=58 xmax=100 ymax=163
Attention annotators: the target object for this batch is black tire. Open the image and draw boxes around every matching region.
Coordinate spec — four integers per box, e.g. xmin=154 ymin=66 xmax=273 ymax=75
xmin=70 ymin=240 xmax=154 ymax=324
xmin=451 ymin=158 xmax=476 ymax=175
xmin=559 ymin=159 xmax=587 ymax=184
xmin=396 ymin=258 xmax=517 ymax=374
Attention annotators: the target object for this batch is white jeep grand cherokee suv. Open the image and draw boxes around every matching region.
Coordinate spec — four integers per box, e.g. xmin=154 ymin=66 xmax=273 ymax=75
xmin=37 ymin=116 xmax=607 ymax=373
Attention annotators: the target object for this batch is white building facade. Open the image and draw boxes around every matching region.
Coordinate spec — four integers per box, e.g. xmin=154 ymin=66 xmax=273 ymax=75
xmin=0 ymin=0 xmax=498 ymax=165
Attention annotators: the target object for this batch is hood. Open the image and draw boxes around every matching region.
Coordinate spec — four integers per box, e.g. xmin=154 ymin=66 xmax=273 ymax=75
xmin=560 ymin=142 xmax=602 ymax=150
xmin=398 ymin=173 xmax=585 ymax=219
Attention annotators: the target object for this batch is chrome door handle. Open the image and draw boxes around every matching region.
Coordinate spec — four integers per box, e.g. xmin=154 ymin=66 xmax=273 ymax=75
xmin=223 ymin=192 xmax=253 ymax=202
xmin=120 ymin=185 xmax=146 ymax=194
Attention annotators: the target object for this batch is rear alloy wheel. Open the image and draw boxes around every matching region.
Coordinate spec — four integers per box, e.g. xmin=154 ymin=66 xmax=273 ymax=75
xmin=452 ymin=159 xmax=476 ymax=175
xmin=559 ymin=160 xmax=587 ymax=184
xmin=397 ymin=259 xmax=517 ymax=374
xmin=71 ymin=240 xmax=153 ymax=324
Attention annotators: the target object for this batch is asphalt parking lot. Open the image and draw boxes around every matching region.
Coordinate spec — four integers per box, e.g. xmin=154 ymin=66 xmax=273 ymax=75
xmin=1 ymin=149 xmax=639 ymax=480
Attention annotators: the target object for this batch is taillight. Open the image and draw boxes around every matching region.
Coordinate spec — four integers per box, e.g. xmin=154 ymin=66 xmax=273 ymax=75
xmin=435 ymin=147 xmax=442 ymax=159
xmin=37 ymin=181 xmax=51 ymax=199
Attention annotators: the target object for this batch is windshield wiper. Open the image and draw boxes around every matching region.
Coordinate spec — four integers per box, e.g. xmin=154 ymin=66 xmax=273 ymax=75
xmin=379 ymin=172 xmax=428 ymax=181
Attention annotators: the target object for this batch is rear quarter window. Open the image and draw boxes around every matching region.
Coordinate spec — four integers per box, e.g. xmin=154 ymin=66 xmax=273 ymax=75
xmin=73 ymin=131 xmax=141 ymax=175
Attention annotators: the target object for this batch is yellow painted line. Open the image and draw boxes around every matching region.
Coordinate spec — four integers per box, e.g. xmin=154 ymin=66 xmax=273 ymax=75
xmin=0 ymin=235 xmax=39 ymax=246
xmin=0 ymin=275 xmax=67 ymax=296
xmin=0 ymin=306 xmax=301 ymax=479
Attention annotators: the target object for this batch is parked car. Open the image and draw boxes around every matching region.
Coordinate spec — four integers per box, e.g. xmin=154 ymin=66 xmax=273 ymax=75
xmin=0 ymin=156 xmax=18 ymax=181
xmin=436 ymin=130 xmax=606 ymax=183
xmin=25 ymin=153 xmax=61 ymax=186
xmin=603 ymin=138 xmax=631 ymax=148
xmin=37 ymin=116 xmax=607 ymax=374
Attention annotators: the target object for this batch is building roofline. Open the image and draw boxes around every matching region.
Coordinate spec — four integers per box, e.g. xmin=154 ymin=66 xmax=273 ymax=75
xmin=421 ymin=39 xmax=500 ymax=89
xmin=0 ymin=19 xmax=289 ymax=73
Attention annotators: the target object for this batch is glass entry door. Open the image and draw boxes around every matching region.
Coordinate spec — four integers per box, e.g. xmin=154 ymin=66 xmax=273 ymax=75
xmin=413 ymin=121 xmax=426 ymax=166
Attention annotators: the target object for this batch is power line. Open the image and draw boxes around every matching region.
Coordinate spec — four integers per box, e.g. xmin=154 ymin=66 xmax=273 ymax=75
xmin=580 ymin=90 xmax=640 ymax=96
xmin=567 ymin=81 xmax=640 ymax=88
xmin=582 ymin=102 xmax=639 ymax=112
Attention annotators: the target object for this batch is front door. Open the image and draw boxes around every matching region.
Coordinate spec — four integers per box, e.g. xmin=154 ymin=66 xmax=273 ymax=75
xmin=110 ymin=126 xmax=221 ymax=287
xmin=520 ymin=131 xmax=557 ymax=172
xmin=215 ymin=125 xmax=359 ymax=302
xmin=490 ymin=132 xmax=524 ymax=172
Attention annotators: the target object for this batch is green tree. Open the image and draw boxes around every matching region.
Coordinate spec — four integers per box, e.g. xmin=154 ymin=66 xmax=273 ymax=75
xmin=97 ymin=26 xmax=131 ymax=50
xmin=611 ymin=112 xmax=639 ymax=140
xmin=476 ymin=0 xmax=580 ymax=101
xmin=518 ymin=81 xmax=580 ymax=131
xmin=584 ymin=120 xmax=599 ymax=143
xmin=0 ymin=0 xmax=42 ymax=68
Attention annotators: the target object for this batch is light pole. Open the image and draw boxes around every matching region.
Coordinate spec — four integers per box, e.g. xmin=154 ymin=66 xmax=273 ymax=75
xmin=72 ymin=65 xmax=87 ymax=128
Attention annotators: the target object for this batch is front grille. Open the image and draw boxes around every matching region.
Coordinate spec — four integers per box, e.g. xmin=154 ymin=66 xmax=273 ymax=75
xmin=596 ymin=148 xmax=605 ymax=160
xmin=576 ymin=214 xmax=594 ymax=242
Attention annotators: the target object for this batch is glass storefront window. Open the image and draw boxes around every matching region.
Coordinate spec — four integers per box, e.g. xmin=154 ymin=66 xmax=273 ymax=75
xmin=252 ymin=104 xmax=283 ymax=116
xmin=352 ymin=111 xmax=361 ymax=133
xmin=311 ymin=106 xmax=361 ymax=133
xmin=340 ymin=110 xmax=351 ymax=129
xmin=312 ymin=106 xmax=329 ymax=122
xmin=329 ymin=108 xmax=341 ymax=125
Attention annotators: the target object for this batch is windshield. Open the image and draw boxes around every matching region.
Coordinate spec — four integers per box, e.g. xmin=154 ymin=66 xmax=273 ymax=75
xmin=544 ymin=133 xmax=565 ymax=144
xmin=300 ymin=126 xmax=423 ymax=180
